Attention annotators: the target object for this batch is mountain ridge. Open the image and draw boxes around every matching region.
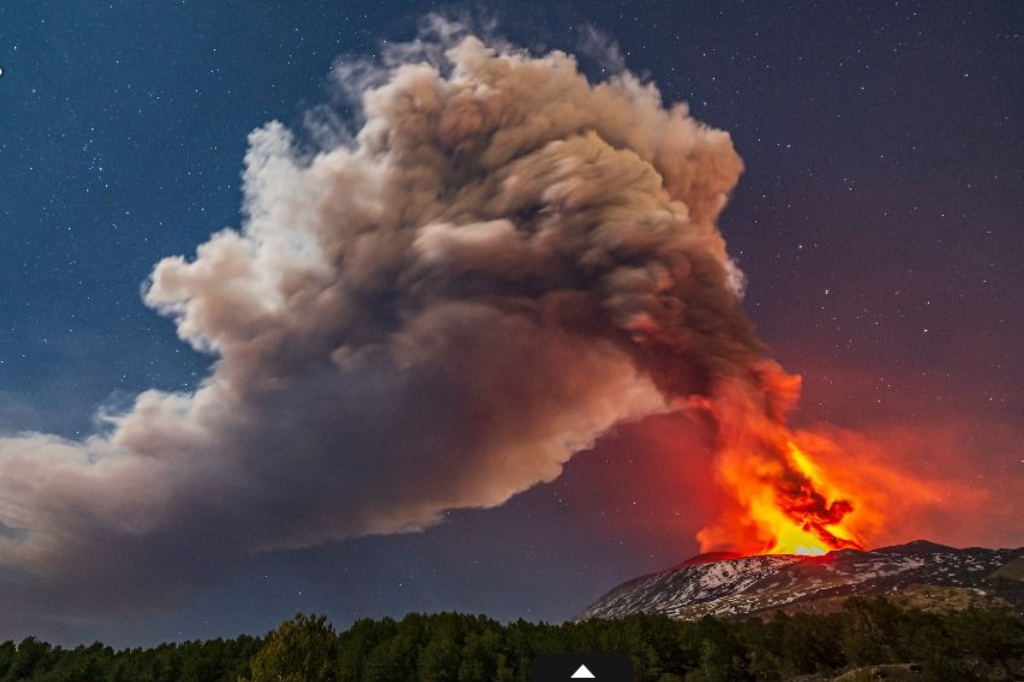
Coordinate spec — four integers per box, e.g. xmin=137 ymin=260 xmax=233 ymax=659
xmin=575 ymin=540 xmax=1024 ymax=622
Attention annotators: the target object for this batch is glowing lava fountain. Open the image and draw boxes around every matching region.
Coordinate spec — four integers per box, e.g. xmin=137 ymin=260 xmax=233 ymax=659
xmin=696 ymin=373 xmax=870 ymax=557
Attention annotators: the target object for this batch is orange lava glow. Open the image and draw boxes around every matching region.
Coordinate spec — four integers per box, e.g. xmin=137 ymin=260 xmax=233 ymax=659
xmin=696 ymin=371 xmax=874 ymax=557
xmin=699 ymin=437 xmax=868 ymax=556
xmin=758 ymin=442 xmax=865 ymax=555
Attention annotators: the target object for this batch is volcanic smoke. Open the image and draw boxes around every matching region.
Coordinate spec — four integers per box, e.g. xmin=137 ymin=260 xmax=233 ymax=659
xmin=0 ymin=20 xmax=877 ymax=613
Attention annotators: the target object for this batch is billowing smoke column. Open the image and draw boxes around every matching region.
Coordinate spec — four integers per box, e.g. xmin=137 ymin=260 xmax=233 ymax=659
xmin=0 ymin=23 xmax=859 ymax=611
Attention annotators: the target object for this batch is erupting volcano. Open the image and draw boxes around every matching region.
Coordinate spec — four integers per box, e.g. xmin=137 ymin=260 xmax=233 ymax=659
xmin=768 ymin=441 xmax=864 ymax=554
xmin=724 ymin=439 xmax=865 ymax=556
xmin=692 ymin=369 xmax=872 ymax=558
xmin=0 ymin=22 xmax=954 ymax=624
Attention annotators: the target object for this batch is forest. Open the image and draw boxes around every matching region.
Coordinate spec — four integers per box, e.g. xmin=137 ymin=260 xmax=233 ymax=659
xmin=0 ymin=599 xmax=1021 ymax=682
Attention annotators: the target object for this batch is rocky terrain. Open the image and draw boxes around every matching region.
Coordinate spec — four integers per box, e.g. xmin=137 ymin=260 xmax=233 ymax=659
xmin=576 ymin=540 xmax=1024 ymax=621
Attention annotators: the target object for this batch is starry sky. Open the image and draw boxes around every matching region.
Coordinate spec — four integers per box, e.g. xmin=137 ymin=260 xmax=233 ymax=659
xmin=0 ymin=0 xmax=1021 ymax=646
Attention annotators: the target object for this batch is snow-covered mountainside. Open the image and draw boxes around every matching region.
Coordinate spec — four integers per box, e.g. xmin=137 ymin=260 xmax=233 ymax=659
xmin=575 ymin=540 xmax=1024 ymax=621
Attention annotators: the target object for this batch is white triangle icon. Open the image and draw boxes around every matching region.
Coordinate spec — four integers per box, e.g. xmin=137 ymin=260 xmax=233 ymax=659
xmin=571 ymin=664 xmax=596 ymax=679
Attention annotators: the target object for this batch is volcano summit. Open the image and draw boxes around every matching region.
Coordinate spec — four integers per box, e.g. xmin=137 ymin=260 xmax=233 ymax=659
xmin=576 ymin=540 xmax=1024 ymax=622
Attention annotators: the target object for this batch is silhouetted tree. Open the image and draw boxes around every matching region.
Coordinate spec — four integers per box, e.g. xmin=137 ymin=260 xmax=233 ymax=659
xmin=242 ymin=613 xmax=335 ymax=682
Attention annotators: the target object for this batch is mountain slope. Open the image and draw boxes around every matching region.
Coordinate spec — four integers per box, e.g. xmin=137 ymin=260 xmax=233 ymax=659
xmin=575 ymin=540 xmax=1024 ymax=621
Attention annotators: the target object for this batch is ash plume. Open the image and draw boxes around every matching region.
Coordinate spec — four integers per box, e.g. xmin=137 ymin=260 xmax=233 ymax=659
xmin=0 ymin=21 xmax=804 ymax=615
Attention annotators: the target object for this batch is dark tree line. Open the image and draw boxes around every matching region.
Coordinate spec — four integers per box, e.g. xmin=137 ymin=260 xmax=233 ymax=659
xmin=0 ymin=636 xmax=262 ymax=682
xmin=1 ymin=600 xmax=1021 ymax=682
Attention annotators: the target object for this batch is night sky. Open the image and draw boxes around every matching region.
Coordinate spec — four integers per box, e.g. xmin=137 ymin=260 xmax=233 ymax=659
xmin=1 ymin=1 xmax=1021 ymax=646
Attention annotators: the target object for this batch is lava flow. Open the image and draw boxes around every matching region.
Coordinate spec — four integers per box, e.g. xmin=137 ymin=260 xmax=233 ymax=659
xmin=702 ymin=438 xmax=866 ymax=557
xmin=696 ymin=373 xmax=870 ymax=558
xmin=760 ymin=441 xmax=864 ymax=555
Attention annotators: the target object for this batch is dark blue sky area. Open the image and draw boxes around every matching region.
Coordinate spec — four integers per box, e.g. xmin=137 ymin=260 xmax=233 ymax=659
xmin=0 ymin=1 xmax=1021 ymax=645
